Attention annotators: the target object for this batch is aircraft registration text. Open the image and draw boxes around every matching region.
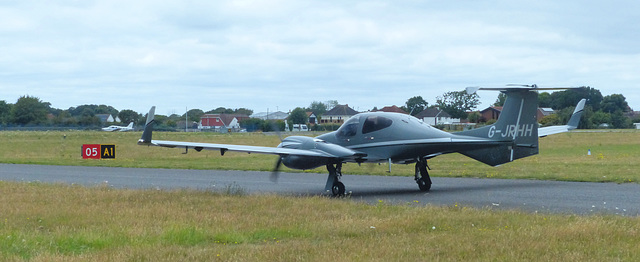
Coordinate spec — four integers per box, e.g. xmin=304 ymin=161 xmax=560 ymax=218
xmin=488 ymin=124 xmax=534 ymax=138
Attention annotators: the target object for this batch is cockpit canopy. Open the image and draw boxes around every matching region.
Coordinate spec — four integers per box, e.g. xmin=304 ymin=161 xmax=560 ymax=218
xmin=336 ymin=114 xmax=393 ymax=138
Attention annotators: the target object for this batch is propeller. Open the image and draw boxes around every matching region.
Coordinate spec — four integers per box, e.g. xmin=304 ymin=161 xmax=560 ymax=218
xmin=267 ymin=120 xmax=285 ymax=182
xmin=270 ymin=156 xmax=283 ymax=182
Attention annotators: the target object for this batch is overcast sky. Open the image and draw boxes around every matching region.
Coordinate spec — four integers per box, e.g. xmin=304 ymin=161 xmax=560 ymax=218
xmin=2 ymin=0 xmax=639 ymax=116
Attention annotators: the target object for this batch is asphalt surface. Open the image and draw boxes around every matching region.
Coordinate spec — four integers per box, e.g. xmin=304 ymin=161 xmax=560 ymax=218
xmin=1 ymin=163 xmax=638 ymax=216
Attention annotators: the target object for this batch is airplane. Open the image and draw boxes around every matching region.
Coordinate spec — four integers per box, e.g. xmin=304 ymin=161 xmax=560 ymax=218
xmin=138 ymin=86 xmax=586 ymax=196
xmin=102 ymin=122 xmax=134 ymax=132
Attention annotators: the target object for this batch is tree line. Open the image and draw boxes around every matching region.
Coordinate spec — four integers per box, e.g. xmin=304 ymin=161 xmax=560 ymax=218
xmin=1 ymin=87 xmax=637 ymax=130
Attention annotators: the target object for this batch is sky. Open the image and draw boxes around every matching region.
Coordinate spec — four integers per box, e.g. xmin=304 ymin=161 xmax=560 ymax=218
xmin=1 ymin=0 xmax=639 ymax=116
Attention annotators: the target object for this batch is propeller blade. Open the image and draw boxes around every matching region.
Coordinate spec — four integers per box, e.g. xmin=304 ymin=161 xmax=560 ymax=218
xmin=268 ymin=120 xmax=284 ymax=142
xmin=270 ymin=157 xmax=283 ymax=182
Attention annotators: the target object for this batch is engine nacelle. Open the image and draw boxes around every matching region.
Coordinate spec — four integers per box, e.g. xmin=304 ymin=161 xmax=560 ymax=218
xmin=277 ymin=136 xmax=365 ymax=170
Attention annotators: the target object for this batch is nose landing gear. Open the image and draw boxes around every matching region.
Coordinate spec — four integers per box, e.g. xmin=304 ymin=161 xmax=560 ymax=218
xmin=415 ymin=159 xmax=432 ymax=191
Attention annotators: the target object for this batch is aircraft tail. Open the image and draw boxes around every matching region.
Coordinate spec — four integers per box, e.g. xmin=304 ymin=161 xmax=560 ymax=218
xmin=138 ymin=106 xmax=155 ymax=145
xmin=127 ymin=122 xmax=134 ymax=129
xmin=455 ymin=88 xmax=540 ymax=166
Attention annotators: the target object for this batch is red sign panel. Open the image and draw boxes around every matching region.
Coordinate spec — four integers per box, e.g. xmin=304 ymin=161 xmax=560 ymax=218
xmin=82 ymin=144 xmax=101 ymax=159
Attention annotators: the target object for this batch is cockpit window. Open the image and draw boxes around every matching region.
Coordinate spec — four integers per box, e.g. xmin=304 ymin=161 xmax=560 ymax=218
xmin=336 ymin=117 xmax=359 ymax=138
xmin=362 ymin=115 xmax=393 ymax=134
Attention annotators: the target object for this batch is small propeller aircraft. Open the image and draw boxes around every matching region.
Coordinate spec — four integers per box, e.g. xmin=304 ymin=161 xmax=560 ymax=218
xmin=102 ymin=122 xmax=134 ymax=132
xmin=138 ymin=86 xmax=586 ymax=196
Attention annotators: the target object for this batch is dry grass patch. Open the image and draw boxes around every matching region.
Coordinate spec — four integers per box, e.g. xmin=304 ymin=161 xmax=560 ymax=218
xmin=1 ymin=182 xmax=638 ymax=261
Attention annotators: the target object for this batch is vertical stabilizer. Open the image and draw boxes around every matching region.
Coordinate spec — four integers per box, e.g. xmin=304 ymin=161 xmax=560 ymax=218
xmin=456 ymin=88 xmax=539 ymax=166
xmin=139 ymin=106 xmax=155 ymax=144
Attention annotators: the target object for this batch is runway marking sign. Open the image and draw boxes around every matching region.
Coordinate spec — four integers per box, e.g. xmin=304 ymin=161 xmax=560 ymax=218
xmin=82 ymin=144 xmax=116 ymax=159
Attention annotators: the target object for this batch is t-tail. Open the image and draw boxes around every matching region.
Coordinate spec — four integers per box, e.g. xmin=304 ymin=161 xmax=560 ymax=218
xmin=454 ymin=87 xmax=543 ymax=166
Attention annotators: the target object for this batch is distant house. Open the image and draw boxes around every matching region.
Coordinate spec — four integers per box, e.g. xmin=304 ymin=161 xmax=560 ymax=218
xmin=307 ymin=112 xmax=317 ymax=124
xmin=480 ymin=107 xmax=502 ymax=122
xmin=199 ymin=114 xmax=249 ymax=130
xmin=321 ymin=104 xmax=359 ymax=124
xmin=96 ymin=114 xmax=116 ymax=123
xmin=537 ymin=108 xmax=555 ymax=120
xmin=375 ymin=105 xmax=408 ymax=114
xmin=415 ymin=108 xmax=460 ymax=125
xmin=480 ymin=106 xmax=556 ymax=122
xmin=250 ymin=111 xmax=289 ymax=120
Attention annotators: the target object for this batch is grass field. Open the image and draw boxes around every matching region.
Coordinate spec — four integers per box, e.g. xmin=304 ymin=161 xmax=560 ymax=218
xmin=1 ymin=182 xmax=639 ymax=261
xmin=1 ymin=130 xmax=639 ymax=261
xmin=0 ymin=130 xmax=638 ymax=183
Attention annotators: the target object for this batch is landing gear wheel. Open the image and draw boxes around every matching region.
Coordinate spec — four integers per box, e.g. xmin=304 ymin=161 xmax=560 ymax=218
xmin=415 ymin=159 xmax=432 ymax=192
xmin=417 ymin=177 xmax=431 ymax=191
xmin=331 ymin=181 xmax=346 ymax=196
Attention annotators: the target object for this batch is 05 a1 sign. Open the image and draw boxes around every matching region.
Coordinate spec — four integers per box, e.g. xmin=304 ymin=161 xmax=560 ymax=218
xmin=82 ymin=144 xmax=116 ymax=159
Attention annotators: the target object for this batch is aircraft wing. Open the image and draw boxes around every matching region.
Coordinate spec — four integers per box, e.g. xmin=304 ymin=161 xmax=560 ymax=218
xmin=137 ymin=106 xmax=361 ymax=159
xmin=538 ymin=99 xmax=586 ymax=137
xmin=142 ymin=139 xmax=336 ymax=158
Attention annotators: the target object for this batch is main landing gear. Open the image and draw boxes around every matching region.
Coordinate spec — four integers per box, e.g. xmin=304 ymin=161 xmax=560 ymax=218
xmin=325 ymin=163 xmax=345 ymax=196
xmin=415 ymin=159 xmax=432 ymax=191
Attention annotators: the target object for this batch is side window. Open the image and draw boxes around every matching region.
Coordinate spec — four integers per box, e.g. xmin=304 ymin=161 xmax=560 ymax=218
xmin=362 ymin=116 xmax=393 ymax=134
xmin=336 ymin=117 xmax=359 ymax=138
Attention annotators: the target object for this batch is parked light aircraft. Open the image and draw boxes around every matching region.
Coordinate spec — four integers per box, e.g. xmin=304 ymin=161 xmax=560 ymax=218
xmin=138 ymin=86 xmax=586 ymax=196
xmin=102 ymin=122 xmax=134 ymax=132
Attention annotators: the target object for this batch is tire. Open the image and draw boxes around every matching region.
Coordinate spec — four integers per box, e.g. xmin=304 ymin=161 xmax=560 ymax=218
xmin=332 ymin=181 xmax=346 ymax=196
xmin=417 ymin=178 xmax=431 ymax=191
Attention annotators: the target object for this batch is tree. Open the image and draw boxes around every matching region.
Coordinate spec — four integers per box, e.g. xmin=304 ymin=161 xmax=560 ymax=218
xmin=0 ymin=101 xmax=11 ymax=125
xmin=404 ymin=96 xmax=428 ymax=115
xmin=600 ymin=94 xmax=628 ymax=113
xmin=289 ymin=107 xmax=308 ymax=124
xmin=325 ymin=100 xmax=339 ymax=110
xmin=10 ymin=95 xmax=50 ymax=125
xmin=549 ymin=87 xmax=602 ymax=111
xmin=234 ymin=108 xmax=253 ymax=116
xmin=182 ymin=109 xmax=204 ymax=122
xmin=118 ymin=109 xmax=140 ymax=124
xmin=493 ymin=93 xmax=507 ymax=107
xmin=308 ymin=101 xmax=328 ymax=116
xmin=590 ymin=111 xmax=611 ymax=127
xmin=206 ymin=107 xmax=234 ymax=114
xmin=436 ymin=91 xmax=480 ymax=119
xmin=610 ymin=110 xmax=631 ymax=129
xmin=538 ymin=92 xmax=552 ymax=108
xmin=467 ymin=111 xmax=481 ymax=123
xmin=67 ymin=104 xmax=118 ymax=117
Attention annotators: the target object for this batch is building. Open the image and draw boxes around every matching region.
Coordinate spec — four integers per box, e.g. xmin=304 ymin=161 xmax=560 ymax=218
xmin=306 ymin=112 xmax=317 ymax=124
xmin=321 ymin=104 xmax=359 ymax=124
xmin=415 ymin=107 xmax=460 ymax=125
xmin=250 ymin=111 xmax=289 ymax=120
xmin=375 ymin=105 xmax=408 ymax=114
xmin=537 ymin=108 xmax=555 ymax=120
xmin=199 ymin=114 xmax=249 ymax=131
xmin=479 ymin=107 xmax=502 ymax=122
xmin=480 ymin=106 xmax=556 ymax=122
xmin=96 ymin=114 xmax=119 ymax=123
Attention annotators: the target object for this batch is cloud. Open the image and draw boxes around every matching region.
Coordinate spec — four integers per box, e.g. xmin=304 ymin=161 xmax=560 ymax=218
xmin=1 ymin=0 xmax=638 ymax=114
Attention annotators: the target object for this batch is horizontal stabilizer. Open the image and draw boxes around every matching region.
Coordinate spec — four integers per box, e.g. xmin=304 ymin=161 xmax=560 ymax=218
xmin=539 ymin=99 xmax=586 ymax=137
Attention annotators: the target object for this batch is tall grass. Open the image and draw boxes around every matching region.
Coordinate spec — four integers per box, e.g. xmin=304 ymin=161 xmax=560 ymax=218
xmin=1 ymin=182 xmax=638 ymax=261
xmin=0 ymin=130 xmax=638 ymax=183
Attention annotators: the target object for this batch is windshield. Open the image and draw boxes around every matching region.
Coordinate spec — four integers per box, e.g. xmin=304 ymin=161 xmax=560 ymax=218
xmin=336 ymin=117 xmax=359 ymax=138
xmin=362 ymin=115 xmax=393 ymax=134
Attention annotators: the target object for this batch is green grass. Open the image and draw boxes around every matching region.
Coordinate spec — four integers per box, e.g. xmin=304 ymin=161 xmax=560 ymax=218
xmin=1 ymin=131 xmax=639 ymax=261
xmin=0 ymin=130 xmax=638 ymax=183
xmin=1 ymin=182 xmax=638 ymax=261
